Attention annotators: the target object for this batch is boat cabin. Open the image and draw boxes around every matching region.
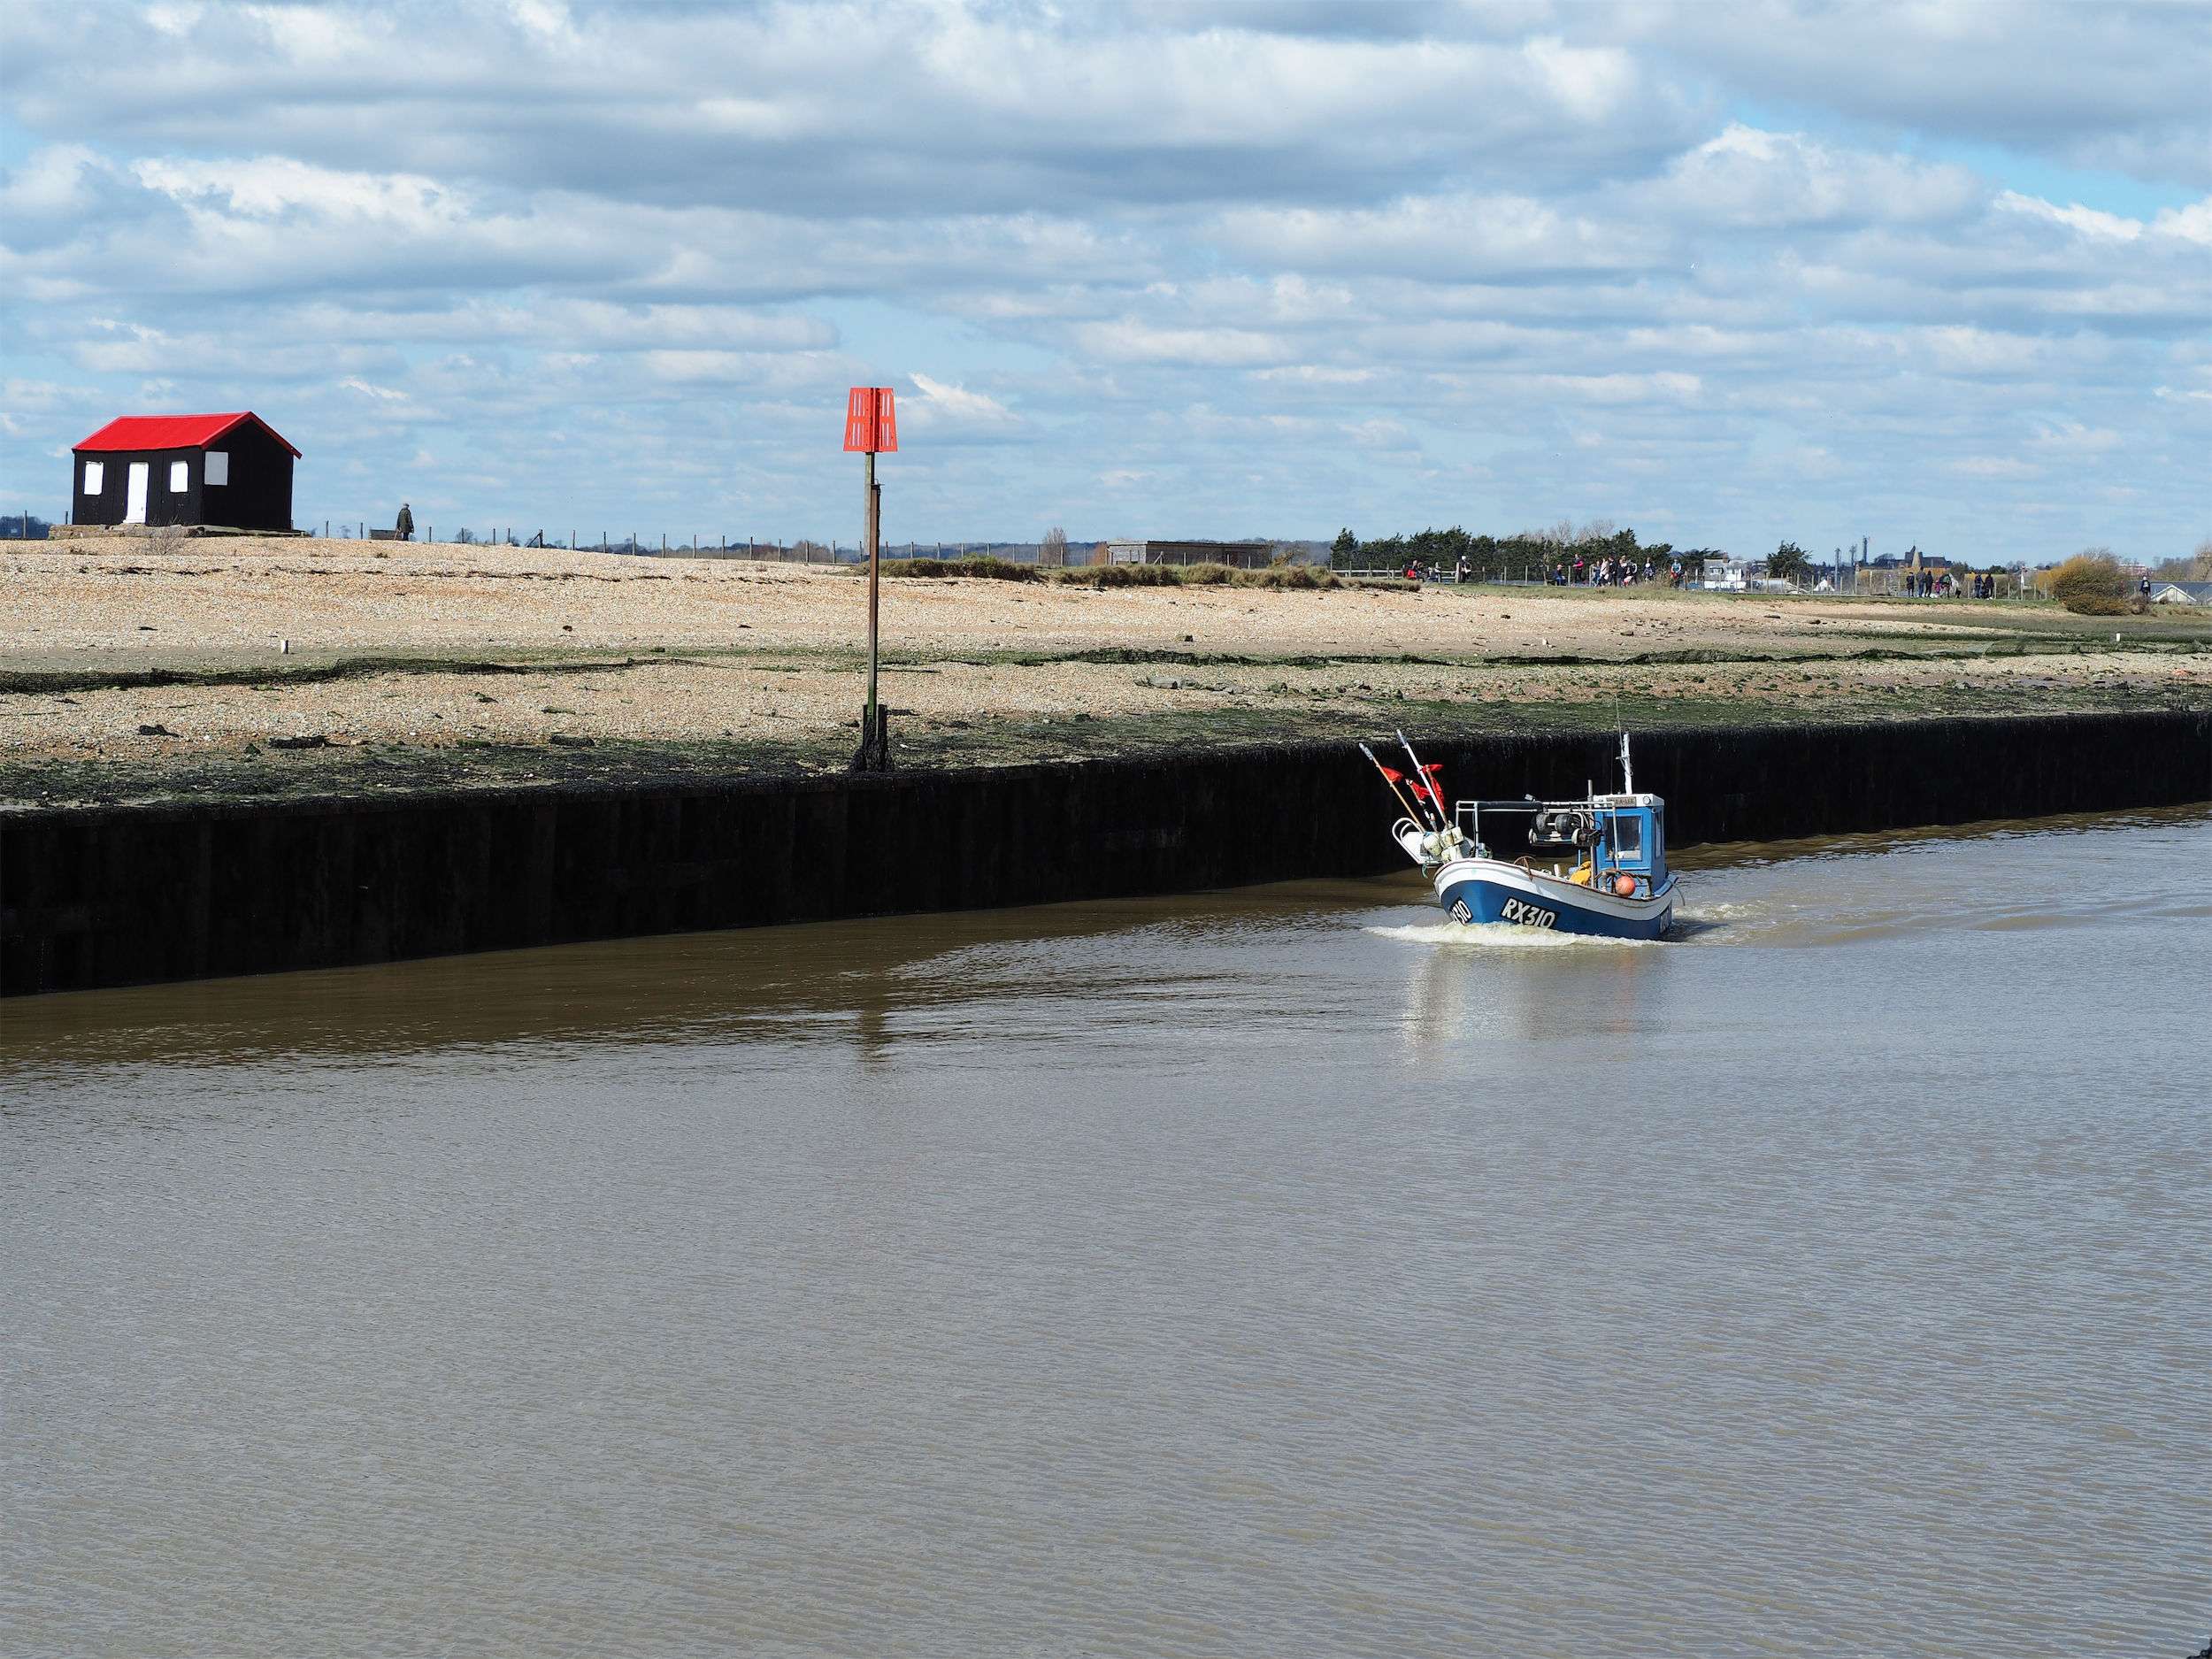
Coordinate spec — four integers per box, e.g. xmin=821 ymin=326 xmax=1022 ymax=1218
xmin=1454 ymin=793 xmax=1669 ymax=895
xmin=1597 ymin=798 xmax=1666 ymax=884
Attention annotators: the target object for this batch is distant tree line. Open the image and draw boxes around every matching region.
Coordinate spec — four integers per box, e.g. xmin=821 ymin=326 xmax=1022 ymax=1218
xmin=1330 ymin=518 xmax=1678 ymax=578
xmin=2154 ymin=538 xmax=2212 ymax=581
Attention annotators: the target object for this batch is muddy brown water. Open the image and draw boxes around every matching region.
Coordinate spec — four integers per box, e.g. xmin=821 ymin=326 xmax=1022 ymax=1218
xmin=4 ymin=807 xmax=2207 ymax=1656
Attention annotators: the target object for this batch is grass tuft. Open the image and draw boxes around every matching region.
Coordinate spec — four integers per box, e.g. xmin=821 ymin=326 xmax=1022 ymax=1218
xmin=887 ymin=557 xmax=1040 ymax=582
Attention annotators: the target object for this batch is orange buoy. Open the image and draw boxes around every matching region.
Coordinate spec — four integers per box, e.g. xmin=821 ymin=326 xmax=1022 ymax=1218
xmin=1612 ymin=874 xmax=1638 ymax=897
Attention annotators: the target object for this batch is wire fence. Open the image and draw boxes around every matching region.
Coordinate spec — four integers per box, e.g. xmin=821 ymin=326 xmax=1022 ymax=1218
xmin=311 ymin=524 xmax=1118 ymax=564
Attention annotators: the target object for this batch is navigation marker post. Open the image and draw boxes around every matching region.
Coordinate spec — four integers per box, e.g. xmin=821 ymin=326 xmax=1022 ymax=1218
xmin=843 ymin=387 xmax=898 ymax=771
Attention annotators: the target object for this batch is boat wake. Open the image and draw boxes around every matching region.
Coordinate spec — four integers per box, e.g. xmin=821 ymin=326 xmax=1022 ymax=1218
xmin=1670 ymin=900 xmax=1757 ymax=934
xmin=1367 ymin=920 xmax=1651 ymax=950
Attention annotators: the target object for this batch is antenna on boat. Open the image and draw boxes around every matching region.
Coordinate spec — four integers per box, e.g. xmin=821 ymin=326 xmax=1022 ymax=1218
xmin=1619 ymin=731 xmax=1634 ymax=795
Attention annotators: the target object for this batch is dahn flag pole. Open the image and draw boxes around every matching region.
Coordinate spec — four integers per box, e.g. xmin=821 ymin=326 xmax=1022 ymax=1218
xmin=844 ymin=388 xmax=898 ymax=771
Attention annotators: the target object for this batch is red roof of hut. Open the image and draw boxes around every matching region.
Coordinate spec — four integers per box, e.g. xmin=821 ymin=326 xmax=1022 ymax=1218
xmin=73 ymin=412 xmax=301 ymax=457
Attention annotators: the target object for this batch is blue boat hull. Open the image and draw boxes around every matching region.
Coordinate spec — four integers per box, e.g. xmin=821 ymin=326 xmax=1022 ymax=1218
xmin=1435 ymin=860 xmax=1676 ymax=941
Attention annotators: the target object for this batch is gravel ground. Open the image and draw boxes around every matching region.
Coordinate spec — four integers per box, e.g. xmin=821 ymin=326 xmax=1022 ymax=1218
xmin=4 ymin=534 xmax=2067 ymax=663
xmin=4 ymin=536 xmax=2207 ymax=803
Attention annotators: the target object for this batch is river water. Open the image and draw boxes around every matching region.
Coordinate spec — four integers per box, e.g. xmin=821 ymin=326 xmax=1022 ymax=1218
xmin=5 ymin=808 xmax=2208 ymax=1657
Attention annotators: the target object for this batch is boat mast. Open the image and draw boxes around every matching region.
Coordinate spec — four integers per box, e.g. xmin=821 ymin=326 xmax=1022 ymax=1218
xmin=1619 ymin=732 xmax=1634 ymax=796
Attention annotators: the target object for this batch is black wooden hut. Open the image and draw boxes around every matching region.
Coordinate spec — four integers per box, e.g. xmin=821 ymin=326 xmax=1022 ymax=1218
xmin=72 ymin=412 xmax=300 ymax=531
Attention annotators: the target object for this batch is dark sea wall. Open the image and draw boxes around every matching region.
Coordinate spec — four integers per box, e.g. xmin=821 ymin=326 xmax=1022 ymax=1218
xmin=4 ymin=710 xmax=2206 ymax=996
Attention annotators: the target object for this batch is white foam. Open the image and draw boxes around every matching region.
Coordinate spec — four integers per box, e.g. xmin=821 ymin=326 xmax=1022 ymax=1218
xmin=1674 ymin=902 xmax=1759 ymax=925
xmin=1366 ymin=919 xmax=1648 ymax=950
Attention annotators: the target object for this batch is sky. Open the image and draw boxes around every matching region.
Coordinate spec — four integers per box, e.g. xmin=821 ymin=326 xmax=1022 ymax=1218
xmin=3 ymin=0 xmax=2207 ymax=564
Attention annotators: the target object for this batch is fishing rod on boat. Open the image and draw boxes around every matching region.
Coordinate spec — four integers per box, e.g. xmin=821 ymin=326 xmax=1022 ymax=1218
xmin=1359 ymin=742 xmax=1433 ymax=829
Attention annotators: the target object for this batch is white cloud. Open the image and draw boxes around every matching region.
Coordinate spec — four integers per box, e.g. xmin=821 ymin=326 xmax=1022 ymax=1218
xmin=133 ymin=155 xmax=458 ymax=227
xmin=1070 ymin=321 xmax=1294 ymax=367
xmin=2153 ymin=200 xmax=2212 ymax=246
xmin=1215 ymin=192 xmax=1653 ymax=280
xmin=2026 ymin=423 xmax=2125 ymax=457
xmin=1658 ymin=126 xmax=1985 ymax=230
xmin=903 ymin=373 xmax=1030 ymax=442
xmin=339 ymin=377 xmax=410 ymax=403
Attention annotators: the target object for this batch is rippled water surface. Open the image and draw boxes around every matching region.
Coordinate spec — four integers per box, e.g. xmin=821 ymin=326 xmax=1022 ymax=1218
xmin=6 ymin=807 xmax=2208 ymax=1657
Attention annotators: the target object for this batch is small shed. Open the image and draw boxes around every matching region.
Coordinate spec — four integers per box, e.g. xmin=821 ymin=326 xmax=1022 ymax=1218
xmin=1104 ymin=539 xmax=1272 ymax=569
xmin=72 ymin=412 xmax=300 ymax=532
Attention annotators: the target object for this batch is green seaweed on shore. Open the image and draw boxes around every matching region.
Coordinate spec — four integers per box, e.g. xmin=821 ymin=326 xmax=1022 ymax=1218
xmin=7 ymin=679 xmax=2205 ymax=816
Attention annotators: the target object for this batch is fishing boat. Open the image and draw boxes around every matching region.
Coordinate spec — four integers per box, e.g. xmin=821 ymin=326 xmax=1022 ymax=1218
xmin=1364 ymin=731 xmax=1678 ymax=941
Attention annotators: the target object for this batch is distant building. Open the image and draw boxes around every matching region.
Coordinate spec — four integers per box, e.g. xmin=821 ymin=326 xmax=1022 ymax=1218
xmin=1104 ymin=539 xmax=1272 ymax=569
xmin=1869 ymin=548 xmax=1947 ymax=572
xmin=2152 ymin=580 xmax=2212 ymax=605
xmin=72 ymin=411 xmax=300 ymax=531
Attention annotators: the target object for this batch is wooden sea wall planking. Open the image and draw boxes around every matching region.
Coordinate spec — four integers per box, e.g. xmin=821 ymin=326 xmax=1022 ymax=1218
xmin=4 ymin=710 xmax=2206 ymax=995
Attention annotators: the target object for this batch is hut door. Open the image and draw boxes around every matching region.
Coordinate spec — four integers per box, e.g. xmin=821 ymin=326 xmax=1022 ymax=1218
xmin=125 ymin=463 xmax=149 ymax=524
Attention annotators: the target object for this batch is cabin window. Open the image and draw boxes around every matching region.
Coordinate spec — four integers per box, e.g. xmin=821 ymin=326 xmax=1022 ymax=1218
xmin=1613 ymin=816 xmax=1643 ymax=859
xmin=82 ymin=461 xmax=104 ymax=495
xmin=169 ymin=461 xmax=189 ymax=492
xmin=204 ymin=451 xmax=229 ymax=486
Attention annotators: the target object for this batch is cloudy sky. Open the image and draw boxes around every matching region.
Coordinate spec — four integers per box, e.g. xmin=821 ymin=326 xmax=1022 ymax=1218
xmin=4 ymin=1 xmax=2206 ymax=561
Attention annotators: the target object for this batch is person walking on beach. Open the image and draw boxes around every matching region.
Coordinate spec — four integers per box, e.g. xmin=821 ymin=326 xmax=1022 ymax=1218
xmin=396 ymin=502 xmax=414 ymax=542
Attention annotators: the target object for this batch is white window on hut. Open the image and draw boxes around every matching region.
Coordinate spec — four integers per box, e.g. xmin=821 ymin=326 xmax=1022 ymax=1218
xmin=205 ymin=451 xmax=228 ymax=486
xmin=83 ymin=461 xmax=104 ymax=495
xmin=170 ymin=461 xmax=189 ymax=492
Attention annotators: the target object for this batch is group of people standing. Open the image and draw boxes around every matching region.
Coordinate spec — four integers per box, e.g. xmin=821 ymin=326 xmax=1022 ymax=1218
xmin=1544 ymin=556 xmax=1672 ymax=588
xmin=1902 ymin=569 xmax=2001 ymax=598
xmin=1402 ymin=557 xmax=1485 ymax=584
